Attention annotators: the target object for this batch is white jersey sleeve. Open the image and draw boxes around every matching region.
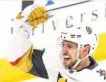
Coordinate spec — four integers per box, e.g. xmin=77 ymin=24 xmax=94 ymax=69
xmin=4 ymin=5 xmax=34 ymax=62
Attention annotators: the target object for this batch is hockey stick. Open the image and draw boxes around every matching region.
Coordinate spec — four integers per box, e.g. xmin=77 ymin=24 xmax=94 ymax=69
xmin=25 ymin=0 xmax=92 ymax=22
xmin=47 ymin=0 xmax=92 ymax=12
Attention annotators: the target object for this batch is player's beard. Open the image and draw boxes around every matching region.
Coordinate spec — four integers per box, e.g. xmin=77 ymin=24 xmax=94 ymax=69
xmin=63 ymin=56 xmax=77 ymax=69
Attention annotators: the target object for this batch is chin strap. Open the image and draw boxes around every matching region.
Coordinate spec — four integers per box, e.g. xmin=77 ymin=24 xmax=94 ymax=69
xmin=72 ymin=48 xmax=90 ymax=69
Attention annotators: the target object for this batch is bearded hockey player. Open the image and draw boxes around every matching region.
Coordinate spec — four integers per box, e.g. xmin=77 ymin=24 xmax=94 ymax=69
xmin=53 ymin=20 xmax=106 ymax=82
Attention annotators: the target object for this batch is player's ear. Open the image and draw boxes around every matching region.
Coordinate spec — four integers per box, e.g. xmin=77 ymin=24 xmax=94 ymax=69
xmin=79 ymin=44 xmax=90 ymax=59
xmin=83 ymin=44 xmax=91 ymax=55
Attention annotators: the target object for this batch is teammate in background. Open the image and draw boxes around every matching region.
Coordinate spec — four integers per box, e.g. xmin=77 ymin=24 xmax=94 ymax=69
xmin=1 ymin=5 xmax=49 ymax=80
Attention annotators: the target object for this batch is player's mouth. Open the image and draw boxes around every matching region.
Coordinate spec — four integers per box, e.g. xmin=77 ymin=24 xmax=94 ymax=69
xmin=63 ymin=56 xmax=71 ymax=61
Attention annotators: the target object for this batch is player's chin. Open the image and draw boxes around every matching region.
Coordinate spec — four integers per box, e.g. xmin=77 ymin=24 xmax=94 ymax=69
xmin=63 ymin=60 xmax=72 ymax=67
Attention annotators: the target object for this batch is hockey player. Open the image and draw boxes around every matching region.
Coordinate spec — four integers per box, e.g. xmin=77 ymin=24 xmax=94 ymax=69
xmin=54 ymin=20 xmax=106 ymax=82
xmin=0 ymin=4 xmax=51 ymax=81
xmin=0 ymin=2 xmax=59 ymax=81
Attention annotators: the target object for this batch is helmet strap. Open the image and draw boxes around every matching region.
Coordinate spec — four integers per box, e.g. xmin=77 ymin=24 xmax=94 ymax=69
xmin=72 ymin=48 xmax=90 ymax=69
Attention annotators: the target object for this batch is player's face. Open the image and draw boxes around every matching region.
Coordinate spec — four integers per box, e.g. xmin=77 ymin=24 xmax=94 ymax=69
xmin=61 ymin=40 xmax=78 ymax=68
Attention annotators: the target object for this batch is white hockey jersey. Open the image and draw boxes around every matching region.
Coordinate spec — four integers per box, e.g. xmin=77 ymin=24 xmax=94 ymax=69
xmin=57 ymin=58 xmax=106 ymax=82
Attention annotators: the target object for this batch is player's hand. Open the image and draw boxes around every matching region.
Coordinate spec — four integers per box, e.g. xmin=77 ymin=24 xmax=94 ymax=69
xmin=28 ymin=6 xmax=47 ymax=29
xmin=16 ymin=6 xmax=47 ymax=30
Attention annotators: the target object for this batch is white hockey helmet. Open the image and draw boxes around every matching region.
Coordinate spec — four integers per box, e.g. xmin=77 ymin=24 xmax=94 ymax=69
xmin=58 ymin=26 xmax=98 ymax=54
